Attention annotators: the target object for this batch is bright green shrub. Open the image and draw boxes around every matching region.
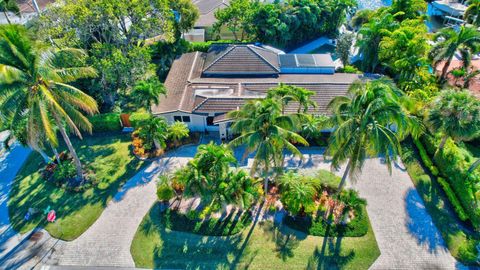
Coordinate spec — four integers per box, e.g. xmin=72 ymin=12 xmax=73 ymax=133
xmin=458 ymin=238 xmax=479 ymax=263
xmin=340 ymin=65 xmax=361 ymax=74
xmin=437 ymin=177 xmax=469 ymax=221
xmin=88 ymin=113 xmax=121 ymax=132
xmin=129 ymin=112 xmax=151 ymax=128
xmin=188 ymin=40 xmax=243 ymax=52
xmin=52 ymin=162 xmax=76 ymax=184
xmin=314 ymin=169 xmax=341 ymax=190
xmin=413 ymin=138 xmax=439 ymax=176
xmin=157 ymin=184 xmax=175 ymax=202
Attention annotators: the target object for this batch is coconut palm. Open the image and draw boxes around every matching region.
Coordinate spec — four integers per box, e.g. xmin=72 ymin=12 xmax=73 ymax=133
xmin=0 ymin=25 xmax=98 ymax=181
xmin=267 ymin=84 xmax=317 ymax=114
xmin=300 ymin=114 xmax=330 ymax=142
xmin=465 ymin=0 xmax=480 ymax=26
xmin=138 ymin=117 xmax=168 ymax=151
xmin=430 ymin=26 xmax=480 ymax=81
xmin=327 ymin=79 xmax=422 ymax=191
xmin=194 ymin=142 xmax=237 ymax=181
xmin=427 ymin=90 xmax=480 ymax=154
xmin=132 ymin=77 xmax=166 ymax=113
xmin=167 ymin=121 xmax=189 ymax=147
xmin=0 ymin=0 xmax=19 ymax=24
xmin=228 ymin=98 xmax=308 ymax=193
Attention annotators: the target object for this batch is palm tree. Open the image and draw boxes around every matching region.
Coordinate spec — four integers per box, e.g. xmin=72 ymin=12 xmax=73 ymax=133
xmin=194 ymin=142 xmax=237 ymax=181
xmin=223 ymin=169 xmax=260 ymax=209
xmin=167 ymin=121 xmax=189 ymax=147
xmin=278 ymin=171 xmax=318 ymax=216
xmin=356 ymin=13 xmax=397 ymax=72
xmin=132 ymin=77 xmax=166 ymax=113
xmin=427 ymin=90 xmax=480 ymax=154
xmin=327 ymin=79 xmax=422 ymax=191
xmin=228 ymin=98 xmax=308 ymax=193
xmin=267 ymin=84 xmax=317 ymax=114
xmin=0 ymin=25 xmax=98 ymax=181
xmin=138 ymin=117 xmax=168 ymax=151
xmin=465 ymin=0 xmax=480 ymax=26
xmin=0 ymin=0 xmax=19 ymax=24
xmin=430 ymin=26 xmax=480 ymax=81
xmin=300 ymin=114 xmax=330 ymax=142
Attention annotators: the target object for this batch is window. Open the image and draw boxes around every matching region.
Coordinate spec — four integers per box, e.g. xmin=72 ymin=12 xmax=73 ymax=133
xmin=173 ymin=115 xmax=191 ymax=123
xmin=206 ymin=116 xmax=215 ymax=126
xmin=182 ymin=116 xmax=191 ymax=123
xmin=173 ymin=116 xmax=181 ymax=122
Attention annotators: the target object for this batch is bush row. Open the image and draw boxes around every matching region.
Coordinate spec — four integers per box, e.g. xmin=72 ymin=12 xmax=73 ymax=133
xmin=283 ymin=205 xmax=369 ymax=237
xmin=88 ymin=112 xmax=153 ymax=133
xmin=413 ymin=138 xmax=439 ymax=176
xmin=421 ymin=135 xmax=480 ymax=229
xmin=188 ymin=40 xmax=243 ymax=53
xmin=437 ymin=177 xmax=469 ymax=221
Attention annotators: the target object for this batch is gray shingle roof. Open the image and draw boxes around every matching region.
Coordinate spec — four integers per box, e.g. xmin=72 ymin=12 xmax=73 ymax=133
xmin=193 ymin=0 xmax=229 ymax=27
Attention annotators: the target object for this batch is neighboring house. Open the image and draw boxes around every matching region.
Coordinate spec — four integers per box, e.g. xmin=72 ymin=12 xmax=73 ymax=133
xmin=152 ymin=43 xmax=359 ymax=140
xmin=193 ymin=0 xmax=229 ymax=28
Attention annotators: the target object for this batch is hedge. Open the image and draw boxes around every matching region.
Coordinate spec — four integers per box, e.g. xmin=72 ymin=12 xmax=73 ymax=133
xmin=88 ymin=113 xmax=121 ymax=133
xmin=161 ymin=209 xmax=252 ymax=236
xmin=421 ymin=135 xmax=480 ymax=229
xmin=437 ymin=177 xmax=469 ymax=221
xmin=129 ymin=112 xmax=151 ymax=129
xmin=283 ymin=205 xmax=369 ymax=237
xmin=188 ymin=40 xmax=247 ymax=53
xmin=413 ymin=138 xmax=439 ymax=176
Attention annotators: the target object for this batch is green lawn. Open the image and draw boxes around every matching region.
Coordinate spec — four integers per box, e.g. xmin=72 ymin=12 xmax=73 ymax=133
xmin=8 ymin=133 xmax=145 ymax=241
xmin=131 ymin=202 xmax=380 ymax=270
xmin=401 ymin=140 xmax=479 ymax=264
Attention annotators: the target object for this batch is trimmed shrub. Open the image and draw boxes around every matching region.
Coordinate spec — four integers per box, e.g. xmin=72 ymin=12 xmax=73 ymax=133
xmin=161 ymin=209 xmax=252 ymax=236
xmin=458 ymin=238 xmax=479 ymax=263
xmin=88 ymin=113 xmax=121 ymax=133
xmin=413 ymin=138 xmax=439 ymax=176
xmin=157 ymin=184 xmax=175 ymax=202
xmin=315 ymin=169 xmax=341 ymax=190
xmin=283 ymin=205 xmax=369 ymax=237
xmin=437 ymin=177 xmax=469 ymax=221
xmin=129 ymin=112 xmax=151 ymax=129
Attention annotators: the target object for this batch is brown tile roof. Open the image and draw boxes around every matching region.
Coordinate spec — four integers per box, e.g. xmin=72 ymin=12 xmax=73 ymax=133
xmin=203 ymin=44 xmax=280 ymax=76
xmin=152 ymin=49 xmax=361 ymax=116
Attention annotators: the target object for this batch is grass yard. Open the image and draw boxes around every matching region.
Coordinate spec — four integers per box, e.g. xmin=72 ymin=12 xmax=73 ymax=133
xmin=8 ymin=133 xmax=145 ymax=241
xmin=131 ymin=202 xmax=380 ymax=270
xmin=401 ymin=140 xmax=479 ymax=264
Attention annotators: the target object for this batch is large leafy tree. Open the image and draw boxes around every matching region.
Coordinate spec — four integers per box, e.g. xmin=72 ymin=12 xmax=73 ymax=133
xmin=213 ymin=0 xmax=257 ymax=41
xmin=427 ymin=90 xmax=480 ymax=153
xmin=327 ymin=79 xmax=422 ymax=191
xmin=132 ymin=77 xmax=166 ymax=113
xmin=0 ymin=0 xmax=19 ymax=24
xmin=430 ymin=26 xmax=480 ymax=81
xmin=337 ymin=32 xmax=355 ymax=67
xmin=389 ymin=0 xmax=426 ymax=21
xmin=356 ymin=13 xmax=398 ymax=72
xmin=0 ymin=25 xmax=98 ymax=181
xmin=228 ymin=98 xmax=308 ymax=193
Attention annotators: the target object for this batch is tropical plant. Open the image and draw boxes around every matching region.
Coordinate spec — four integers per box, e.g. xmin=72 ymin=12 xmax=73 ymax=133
xmin=465 ymin=0 xmax=480 ymax=26
xmin=278 ymin=171 xmax=319 ymax=216
xmin=427 ymin=90 xmax=480 ymax=154
xmin=389 ymin=0 xmax=426 ymax=21
xmin=300 ymin=114 xmax=330 ymax=142
xmin=132 ymin=77 xmax=166 ymax=112
xmin=267 ymin=84 xmax=317 ymax=114
xmin=430 ymin=26 xmax=480 ymax=81
xmin=337 ymin=32 xmax=354 ymax=67
xmin=228 ymin=98 xmax=308 ymax=193
xmin=337 ymin=189 xmax=366 ymax=212
xmin=327 ymin=79 xmax=422 ymax=191
xmin=0 ymin=25 xmax=98 ymax=182
xmin=356 ymin=13 xmax=398 ymax=72
xmin=0 ymin=0 xmax=19 ymax=24
xmin=138 ymin=117 xmax=168 ymax=151
xmin=168 ymin=121 xmax=189 ymax=147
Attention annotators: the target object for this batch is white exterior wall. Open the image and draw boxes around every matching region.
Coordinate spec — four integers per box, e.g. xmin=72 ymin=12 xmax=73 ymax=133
xmin=156 ymin=112 xmax=220 ymax=132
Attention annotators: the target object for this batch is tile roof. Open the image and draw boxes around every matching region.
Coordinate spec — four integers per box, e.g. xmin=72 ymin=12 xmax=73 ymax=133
xmin=203 ymin=44 xmax=280 ymax=76
xmin=152 ymin=50 xmax=362 ymax=116
xmin=193 ymin=0 xmax=229 ymax=27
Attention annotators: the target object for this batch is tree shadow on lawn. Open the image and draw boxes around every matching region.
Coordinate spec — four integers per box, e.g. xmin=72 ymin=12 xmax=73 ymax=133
xmin=259 ymin=220 xmax=305 ymax=262
xmin=405 ymin=187 xmax=450 ymax=254
xmin=8 ymin=134 xmax=145 ymax=240
xmin=305 ymin=224 xmax=354 ymax=270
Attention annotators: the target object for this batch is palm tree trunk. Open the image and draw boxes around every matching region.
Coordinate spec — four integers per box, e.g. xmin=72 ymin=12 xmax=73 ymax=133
xmin=31 ymin=0 xmax=41 ymax=14
xmin=440 ymin=56 xmax=454 ymax=81
xmin=468 ymin=159 xmax=480 ymax=174
xmin=3 ymin=10 xmax=11 ymax=24
xmin=435 ymin=135 xmax=448 ymax=157
xmin=37 ymin=148 xmax=51 ymax=163
xmin=50 ymin=144 xmax=61 ymax=164
xmin=55 ymin=119 xmax=83 ymax=181
xmin=337 ymin=162 xmax=351 ymax=193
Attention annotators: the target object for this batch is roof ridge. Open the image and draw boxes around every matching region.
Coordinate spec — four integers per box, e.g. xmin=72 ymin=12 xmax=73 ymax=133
xmin=203 ymin=45 xmax=236 ymax=72
xmin=192 ymin=96 xmax=209 ymax=112
xmin=247 ymin=45 xmax=280 ymax=72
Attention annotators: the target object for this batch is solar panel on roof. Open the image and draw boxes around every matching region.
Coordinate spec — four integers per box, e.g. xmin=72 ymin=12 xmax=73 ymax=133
xmin=296 ymin=55 xmax=316 ymax=67
xmin=279 ymin=54 xmax=297 ymax=68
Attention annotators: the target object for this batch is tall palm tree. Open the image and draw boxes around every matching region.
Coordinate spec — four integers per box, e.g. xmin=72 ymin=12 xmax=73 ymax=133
xmin=465 ymin=0 xmax=480 ymax=26
xmin=0 ymin=25 xmax=98 ymax=181
xmin=267 ymin=84 xmax=317 ymax=114
xmin=228 ymin=98 xmax=308 ymax=193
xmin=427 ymin=90 xmax=480 ymax=154
xmin=327 ymin=79 xmax=422 ymax=191
xmin=430 ymin=26 xmax=480 ymax=81
xmin=132 ymin=77 xmax=166 ymax=113
xmin=0 ymin=0 xmax=19 ymax=24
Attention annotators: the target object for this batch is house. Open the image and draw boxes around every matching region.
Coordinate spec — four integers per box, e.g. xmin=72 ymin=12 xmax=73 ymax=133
xmin=193 ymin=0 xmax=230 ymax=28
xmin=152 ymin=43 xmax=360 ymax=140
